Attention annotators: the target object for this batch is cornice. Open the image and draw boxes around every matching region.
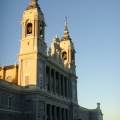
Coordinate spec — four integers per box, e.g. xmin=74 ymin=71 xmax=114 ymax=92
xmin=17 ymin=51 xmax=38 ymax=56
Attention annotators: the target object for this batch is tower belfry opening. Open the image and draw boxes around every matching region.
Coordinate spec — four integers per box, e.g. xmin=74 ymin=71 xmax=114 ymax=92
xmin=27 ymin=23 xmax=32 ymax=34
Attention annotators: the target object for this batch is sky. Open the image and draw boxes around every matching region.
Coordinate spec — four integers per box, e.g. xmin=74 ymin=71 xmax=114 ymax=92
xmin=0 ymin=0 xmax=120 ymax=120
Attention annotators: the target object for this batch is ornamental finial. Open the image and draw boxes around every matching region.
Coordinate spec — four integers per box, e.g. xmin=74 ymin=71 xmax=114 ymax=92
xmin=64 ymin=16 xmax=68 ymax=31
xmin=65 ymin=16 xmax=67 ymax=25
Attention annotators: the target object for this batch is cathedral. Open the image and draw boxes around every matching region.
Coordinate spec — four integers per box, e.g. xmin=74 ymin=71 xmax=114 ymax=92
xmin=0 ymin=0 xmax=103 ymax=120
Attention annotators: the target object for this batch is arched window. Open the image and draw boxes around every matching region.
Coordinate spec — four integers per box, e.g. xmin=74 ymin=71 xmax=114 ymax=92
xmin=62 ymin=52 xmax=67 ymax=60
xmin=27 ymin=23 xmax=32 ymax=34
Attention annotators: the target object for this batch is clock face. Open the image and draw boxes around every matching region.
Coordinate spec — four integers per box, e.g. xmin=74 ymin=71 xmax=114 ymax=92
xmin=6 ymin=76 xmax=12 ymax=82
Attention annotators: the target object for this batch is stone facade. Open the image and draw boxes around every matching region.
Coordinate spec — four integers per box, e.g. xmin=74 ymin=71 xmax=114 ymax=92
xmin=0 ymin=0 xmax=103 ymax=120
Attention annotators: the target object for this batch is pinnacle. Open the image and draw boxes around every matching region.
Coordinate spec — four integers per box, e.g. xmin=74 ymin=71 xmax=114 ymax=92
xmin=61 ymin=21 xmax=71 ymax=41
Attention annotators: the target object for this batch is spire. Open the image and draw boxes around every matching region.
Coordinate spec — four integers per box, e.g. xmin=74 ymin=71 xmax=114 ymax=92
xmin=61 ymin=19 xmax=71 ymax=41
xmin=26 ymin=0 xmax=42 ymax=13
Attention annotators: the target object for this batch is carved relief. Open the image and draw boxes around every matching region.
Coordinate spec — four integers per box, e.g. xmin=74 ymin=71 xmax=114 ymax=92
xmin=38 ymin=101 xmax=45 ymax=115
xmin=74 ymin=110 xmax=79 ymax=119
xmin=25 ymin=60 xmax=31 ymax=67
xmin=6 ymin=76 xmax=13 ymax=82
xmin=39 ymin=62 xmax=42 ymax=70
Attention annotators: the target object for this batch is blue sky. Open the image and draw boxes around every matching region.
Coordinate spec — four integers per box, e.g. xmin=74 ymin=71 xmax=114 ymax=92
xmin=0 ymin=0 xmax=120 ymax=120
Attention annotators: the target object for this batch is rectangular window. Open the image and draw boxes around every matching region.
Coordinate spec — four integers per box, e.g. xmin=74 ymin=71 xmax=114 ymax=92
xmin=25 ymin=75 xmax=29 ymax=86
xmin=8 ymin=96 xmax=12 ymax=106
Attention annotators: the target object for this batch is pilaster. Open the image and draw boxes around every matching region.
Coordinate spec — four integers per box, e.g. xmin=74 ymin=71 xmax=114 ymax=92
xmin=58 ymin=73 xmax=61 ymax=95
xmin=59 ymin=107 xmax=62 ymax=120
xmin=45 ymin=102 xmax=47 ymax=120
xmin=63 ymin=108 xmax=65 ymax=120
xmin=63 ymin=76 xmax=65 ymax=96
xmin=1 ymin=66 xmax=5 ymax=80
xmin=53 ymin=70 xmax=56 ymax=93
xmin=32 ymin=99 xmax=38 ymax=120
xmin=44 ymin=63 xmax=46 ymax=89
xmin=48 ymin=104 xmax=52 ymax=120
xmin=49 ymin=67 xmax=51 ymax=91
xmin=53 ymin=106 xmax=57 ymax=120
xmin=67 ymin=109 xmax=69 ymax=120
xmin=35 ymin=18 xmax=39 ymax=38
xmin=66 ymin=77 xmax=68 ymax=97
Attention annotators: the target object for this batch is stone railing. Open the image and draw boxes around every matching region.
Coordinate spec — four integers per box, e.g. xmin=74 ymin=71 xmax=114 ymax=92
xmin=23 ymin=85 xmax=78 ymax=105
xmin=0 ymin=104 xmax=22 ymax=113
xmin=0 ymin=79 xmax=22 ymax=91
xmin=78 ymin=105 xmax=89 ymax=112
xmin=47 ymin=56 xmax=70 ymax=73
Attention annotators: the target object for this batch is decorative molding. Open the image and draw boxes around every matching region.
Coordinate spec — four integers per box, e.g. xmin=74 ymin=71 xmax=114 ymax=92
xmin=38 ymin=101 xmax=45 ymax=115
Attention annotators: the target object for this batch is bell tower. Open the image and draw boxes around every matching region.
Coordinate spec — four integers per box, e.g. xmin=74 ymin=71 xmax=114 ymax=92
xmin=18 ymin=0 xmax=47 ymax=86
xmin=20 ymin=0 xmax=46 ymax=53
xmin=60 ymin=21 xmax=76 ymax=74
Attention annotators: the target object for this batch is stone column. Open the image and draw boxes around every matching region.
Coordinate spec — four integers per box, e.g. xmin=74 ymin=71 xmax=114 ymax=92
xmin=32 ymin=99 xmax=38 ymax=120
xmin=63 ymin=76 xmax=65 ymax=96
xmin=61 ymin=75 xmax=63 ymax=96
xmin=69 ymin=78 xmax=72 ymax=99
xmin=58 ymin=73 xmax=61 ymax=95
xmin=70 ymin=108 xmax=74 ymax=120
xmin=35 ymin=18 xmax=38 ymax=38
xmin=45 ymin=103 xmax=47 ymax=120
xmin=66 ymin=109 xmax=69 ymax=120
xmin=53 ymin=106 xmax=57 ymax=120
xmin=63 ymin=108 xmax=65 ymax=120
xmin=49 ymin=67 xmax=51 ymax=91
xmin=66 ymin=77 xmax=68 ymax=97
xmin=69 ymin=49 xmax=72 ymax=66
xmin=75 ymin=80 xmax=77 ymax=100
xmin=48 ymin=104 xmax=52 ymax=120
xmin=53 ymin=70 xmax=56 ymax=93
xmin=18 ymin=59 xmax=23 ymax=86
xmin=59 ymin=107 xmax=62 ymax=120
xmin=14 ymin=64 xmax=17 ymax=84
xmin=1 ymin=66 xmax=5 ymax=80
xmin=68 ymin=78 xmax=70 ymax=98
xmin=32 ymin=20 xmax=35 ymax=37
xmin=22 ymin=22 xmax=25 ymax=38
xmin=44 ymin=63 xmax=46 ymax=89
